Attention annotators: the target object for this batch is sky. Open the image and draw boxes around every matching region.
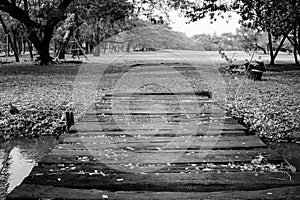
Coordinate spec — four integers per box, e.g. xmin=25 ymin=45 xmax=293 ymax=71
xmin=169 ymin=12 xmax=241 ymax=37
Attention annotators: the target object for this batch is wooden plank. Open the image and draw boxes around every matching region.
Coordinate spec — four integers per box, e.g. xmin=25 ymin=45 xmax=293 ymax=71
xmin=71 ymin=122 xmax=247 ymax=133
xmin=17 ymin=172 xmax=300 ymax=192
xmin=28 ymin=162 xmax=270 ymax=175
xmin=58 ymin=135 xmax=267 ymax=150
xmin=7 ymin=184 xmax=300 ymax=200
xmin=81 ymin=117 xmax=239 ymax=125
xmin=103 ymin=91 xmax=212 ymax=97
xmin=97 ymin=105 xmax=220 ymax=110
xmin=87 ymin=123 xmax=246 ymax=130
xmin=41 ymin=149 xmax=282 ymax=164
xmin=83 ymin=112 xmax=231 ymax=116
xmin=81 ymin=115 xmax=238 ymax=123
xmin=66 ymin=130 xmax=247 ymax=137
xmin=96 ymin=109 xmax=227 ymax=115
xmin=101 ymin=96 xmax=210 ymax=101
xmin=97 ymin=100 xmax=216 ymax=105
xmin=63 ymin=135 xmax=264 ymax=146
xmin=82 ymin=113 xmax=233 ymax=122
xmin=83 ymin=112 xmax=231 ymax=119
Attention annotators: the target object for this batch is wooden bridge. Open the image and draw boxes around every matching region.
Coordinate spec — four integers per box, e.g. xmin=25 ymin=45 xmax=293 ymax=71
xmin=7 ymin=91 xmax=300 ymax=199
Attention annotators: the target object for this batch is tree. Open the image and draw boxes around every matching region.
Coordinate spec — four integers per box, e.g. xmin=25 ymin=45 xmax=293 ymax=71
xmin=235 ymin=0 xmax=298 ymax=65
xmin=0 ymin=0 xmax=77 ymax=65
xmin=173 ymin=0 xmax=300 ymax=65
xmin=0 ymin=12 xmax=19 ymax=62
xmin=112 ymin=21 xmax=197 ymax=51
xmin=236 ymin=27 xmax=267 ymax=54
xmin=85 ymin=0 xmax=134 ymax=56
xmin=0 ymin=0 xmax=176 ymax=64
xmin=192 ymin=33 xmax=215 ymax=51
xmin=3 ymin=0 xmax=244 ymax=64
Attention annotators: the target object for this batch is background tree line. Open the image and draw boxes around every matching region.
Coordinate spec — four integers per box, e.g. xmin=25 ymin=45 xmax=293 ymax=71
xmin=0 ymin=0 xmax=299 ymax=65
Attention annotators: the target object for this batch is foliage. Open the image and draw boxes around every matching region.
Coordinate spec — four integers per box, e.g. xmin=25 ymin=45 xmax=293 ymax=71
xmin=174 ymin=0 xmax=300 ymax=64
xmin=0 ymin=0 xmax=189 ymax=63
xmin=192 ymin=33 xmax=238 ymax=51
xmin=191 ymin=30 xmax=267 ymax=52
xmin=0 ymin=0 xmax=78 ymax=64
xmin=0 ymin=62 xmax=80 ymax=139
xmin=236 ymin=26 xmax=268 ymax=53
xmin=225 ymin=69 xmax=300 ymax=142
xmin=112 ymin=22 xmax=198 ymax=50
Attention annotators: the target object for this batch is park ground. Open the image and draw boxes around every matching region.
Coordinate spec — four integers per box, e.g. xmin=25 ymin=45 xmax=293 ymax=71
xmin=0 ymin=50 xmax=300 ymax=199
xmin=0 ymin=50 xmax=299 ymax=142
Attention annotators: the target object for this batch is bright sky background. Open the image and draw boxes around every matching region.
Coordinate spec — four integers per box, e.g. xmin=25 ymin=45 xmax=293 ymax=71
xmin=169 ymin=11 xmax=241 ymax=37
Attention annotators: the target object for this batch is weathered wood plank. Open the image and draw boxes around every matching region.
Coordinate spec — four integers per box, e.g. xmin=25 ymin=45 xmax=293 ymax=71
xmin=62 ymin=135 xmax=264 ymax=146
xmin=103 ymin=91 xmax=212 ymax=97
xmin=42 ymin=149 xmax=282 ymax=164
xmin=97 ymin=100 xmax=216 ymax=106
xmin=71 ymin=122 xmax=247 ymax=133
xmin=81 ymin=116 xmax=238 ymax=124
xmin=28 ymin=162 xmax=268 ymax=175
xmin=66 ymin=130 xmax=247 ymax=138
xmin=17 ymin=172 xmax=300 ymax=192
xmin=7 ymin=185 xmax=300 ymax=200
xmin=95 ymin=109 xmax=227 ymax=115
xmin=58 ymin=135 xmax=267 ymax=150
xmin=83 ymin=112 xmax=231 ymax=117
xmin=87 ymin=123 xmax=246 ymax=130
xmin=97 ymin=105 xmax=220 ymax=111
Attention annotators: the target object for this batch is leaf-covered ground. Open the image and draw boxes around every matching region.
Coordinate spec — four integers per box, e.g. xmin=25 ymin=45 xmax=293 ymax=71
xmin=224 ymin=67 xmax=300 ymax=142
xmin=0 ymin=62 xmax=80 ymax=139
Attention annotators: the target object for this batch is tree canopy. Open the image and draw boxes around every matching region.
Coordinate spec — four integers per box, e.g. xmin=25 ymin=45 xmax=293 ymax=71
xmin=1 ymin=0 xmax=300 ymax=65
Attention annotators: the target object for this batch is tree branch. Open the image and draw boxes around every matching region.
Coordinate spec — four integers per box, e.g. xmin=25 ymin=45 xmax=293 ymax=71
xmin=0 ymin=0 xmax=39 ymax=28
xmin=57 ymin=0 xmax=75 ymax=10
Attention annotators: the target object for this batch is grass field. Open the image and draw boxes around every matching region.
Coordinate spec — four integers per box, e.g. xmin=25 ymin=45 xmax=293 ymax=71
xmin=0 ymin=50 xmax=299 ymax=142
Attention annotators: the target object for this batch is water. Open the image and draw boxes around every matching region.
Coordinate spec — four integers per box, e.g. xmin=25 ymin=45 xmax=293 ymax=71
xmin=0 ymin=137 xmax=59 ymax=198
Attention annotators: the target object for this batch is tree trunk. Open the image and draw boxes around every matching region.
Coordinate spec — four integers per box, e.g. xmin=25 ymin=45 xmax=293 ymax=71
xmin=94 ymin=44 xmax=101 ymax=56
xmin=93 ymin=34 xmax=101 ymax=56
xmin=23 ymin=36 xmax=26 ymax=54
xmin=35 ymin=26 xmax=55 ymax=65
xmin=38 ymin=42 xmax=51 ymax=65
xmin=85 ymin=41 xmax=89 ymax=54
xmin=11 ymin=27 xmax=19 ymax=54
xmin=89 ymin=43 xmax=94 ymax=54
xmin=268 ymin=32 xmax=275 ymax=65
xmin=297 ymin=23 xmax=300 ymax=56
xmin=294 ymin=45 xmax=299 ymax=64
xmin=27 ymin=40 xmax=34 ymax=60
xmin=126 ymin=43 xmax=131 ymax=52
xmin=19 ymin=35 xmax=24 ymax=55
xmin=0 ymin=14 xmax=19 ymax=62
xmin=103 ymin=43 xmax=107 ymax=54
xmin=293 ymin=25 xmax=299 ymax=64
xmin=268 ymin=32 xmax=289 ymax=65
